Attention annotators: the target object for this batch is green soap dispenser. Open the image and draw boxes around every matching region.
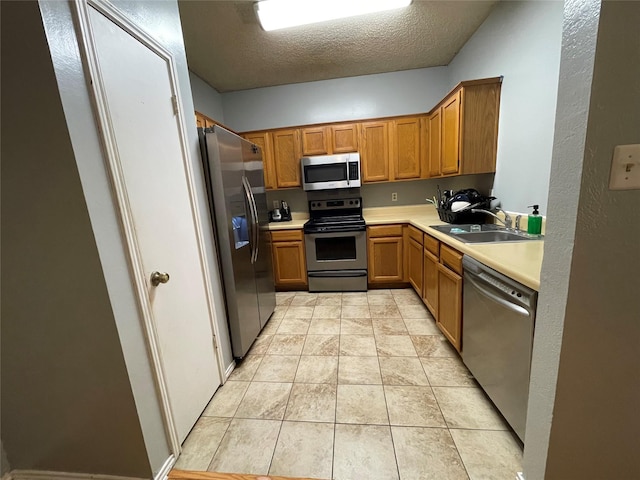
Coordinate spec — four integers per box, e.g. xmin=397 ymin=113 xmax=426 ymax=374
xmin=527 ymin=205 xmax=542 ymax=235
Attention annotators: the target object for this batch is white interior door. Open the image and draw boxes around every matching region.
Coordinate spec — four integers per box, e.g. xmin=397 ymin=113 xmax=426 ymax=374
xmin=88 ymin=7 xmax=220 ymax=442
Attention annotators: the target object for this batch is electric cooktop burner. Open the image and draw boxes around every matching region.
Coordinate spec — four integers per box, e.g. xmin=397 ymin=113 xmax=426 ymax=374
xmin=304 ymin=197 xmax=365 ymax=233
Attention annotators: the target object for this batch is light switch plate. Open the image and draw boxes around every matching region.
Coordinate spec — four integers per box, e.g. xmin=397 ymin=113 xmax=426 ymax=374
xmin=609 ymin=144 xmax=640 ymax=190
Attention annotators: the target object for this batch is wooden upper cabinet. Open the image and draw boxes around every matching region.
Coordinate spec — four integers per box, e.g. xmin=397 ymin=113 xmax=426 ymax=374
xmin=301 ymin=126 xmax=330 ymax=156
xmin=331 ymin=123 xmax=359 ymax=153
xmin=243 ymin=131 xmax=276 ymax=190
xmin=391 ymin=116 xmax=421 ymax=180
xmin=442 ymin=90 xmax=461 ymax=176
xmin=458 ymin=80 xmax=502 ymax=175
xmin=271 ymin=129 xmax=302 ymax=188
xmin=428 ymin=110 xmax=442 ymax=177
xmin=360 ymin=121 xmax=390 ymax=183
xmin=428 ymin=77 xmax=502 ymax=177
xmin=195 ymin=112 xmax=205 ymax=129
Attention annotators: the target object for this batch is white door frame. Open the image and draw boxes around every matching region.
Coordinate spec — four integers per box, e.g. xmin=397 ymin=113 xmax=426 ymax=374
xmin=71 ymin=0 xmax=226 ymax=457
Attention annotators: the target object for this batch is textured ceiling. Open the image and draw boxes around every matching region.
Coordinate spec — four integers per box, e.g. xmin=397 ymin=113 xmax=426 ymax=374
xmin=178 ymin=1 xmax=498 ymax=93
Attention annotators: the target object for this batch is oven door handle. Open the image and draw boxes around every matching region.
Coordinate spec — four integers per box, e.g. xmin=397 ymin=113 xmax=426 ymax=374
xmin=305 ymin=229 xmax=366 ymax=238
xmin=308 ymin=270 xmax=368 ymax=278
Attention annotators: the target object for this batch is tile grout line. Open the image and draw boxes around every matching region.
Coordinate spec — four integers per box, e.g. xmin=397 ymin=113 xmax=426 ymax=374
xmin=266 ymin=294 xmax=307 ymax=477
xmin=331 ymin=297 xmax=342 ymax=480
xmin=373 ymin=297 xmax=401 ymax=479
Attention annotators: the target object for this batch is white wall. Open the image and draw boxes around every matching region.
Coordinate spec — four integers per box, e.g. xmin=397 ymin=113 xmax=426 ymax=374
xmin=221 ymin=67 xmax=450 ymax=132
xmin=190 ymin=71 xmax=225 ymax=122
xmin=2 ymin=2 xmax=150 ymax=475
xmin=525 ymin=0 xmax=640 ymax=478
xmin=448 ymin=0 xmax=563 ymax=214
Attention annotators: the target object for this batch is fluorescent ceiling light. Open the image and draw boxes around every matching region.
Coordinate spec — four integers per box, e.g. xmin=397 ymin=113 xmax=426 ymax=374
xmin=255 ymin=0 xmax=413 ymax=32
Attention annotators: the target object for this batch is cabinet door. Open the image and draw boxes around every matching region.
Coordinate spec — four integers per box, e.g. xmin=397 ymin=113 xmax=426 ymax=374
xmin=368 ymin=236 xmax=403 ymax=283
xmin=407 ymin=237 xmax=423 ymax=294
xmin=331 ymin=123 xmax=359 ymax=153
xmin=422 ymin=248 xmax=439 ymax=318
xmin=442 ymin=90 xmax=461 ymax=175
xmin=428 ymin=109 xmax=442 ymax=177
xmin=272 ymin=240 xmax=307 ymax=287
xmin=272 ymin=129 xmax=302 ymax=188
xmin=243 ymin=131 xmax=276 ymax=190
xmin=437 ymin=262 xmax=462 ymax=352
xmin=392 ymin=117 xmax=421 ymax=180
xmin=301 ymin=126 xmax=330 ymax=156
xmin=360 ymin=121 xmax=390 ymax=183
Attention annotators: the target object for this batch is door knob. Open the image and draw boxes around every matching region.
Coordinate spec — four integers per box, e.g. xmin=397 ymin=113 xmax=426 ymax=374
xmin=150 ymin=271 xmax=170 ymax=286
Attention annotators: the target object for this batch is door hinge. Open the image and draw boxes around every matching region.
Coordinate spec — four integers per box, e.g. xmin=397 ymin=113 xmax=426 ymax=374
xmin=212 ymin=334 xmax=218 ymax=349
xmin=171 ymin=95 xmax=179 ymax=116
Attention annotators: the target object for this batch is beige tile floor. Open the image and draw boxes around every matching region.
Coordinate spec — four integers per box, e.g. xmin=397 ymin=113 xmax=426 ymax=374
xmin=175 ymin=289 xmax=523 ymax=480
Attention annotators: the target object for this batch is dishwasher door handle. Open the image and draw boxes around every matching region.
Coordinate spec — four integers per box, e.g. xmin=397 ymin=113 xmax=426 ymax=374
xmin=466 ymin=274 xmax=531 ymax=316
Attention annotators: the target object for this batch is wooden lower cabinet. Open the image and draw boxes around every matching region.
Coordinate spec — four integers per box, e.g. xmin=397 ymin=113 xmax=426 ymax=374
xmin=367 ymin=225 xmax=404 ymax=284
xmin=437 ymin=262 xmax=462 ymax=352
xmin=423 ymin=248 xmax=439 ymax=317
xmin=271 ymin=230 xmax=307 ymax=289
xmin=407 ymin=237 xmax=423 ymax=293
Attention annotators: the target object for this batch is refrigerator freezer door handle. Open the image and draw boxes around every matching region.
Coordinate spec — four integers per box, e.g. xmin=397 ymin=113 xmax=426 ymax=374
xmin=243 ymin=176 xmax=259 ymax=264
xmin=241 ymin=176 xmax=256 ymax=263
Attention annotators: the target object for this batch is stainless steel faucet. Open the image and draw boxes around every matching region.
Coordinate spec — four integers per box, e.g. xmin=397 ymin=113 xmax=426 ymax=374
xmin=471 ymin=207 xmax=513 ymax=229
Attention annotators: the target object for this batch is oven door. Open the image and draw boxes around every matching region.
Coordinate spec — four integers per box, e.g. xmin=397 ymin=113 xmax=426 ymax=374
xmin=305 ymin=230 xmax=367 ymax=272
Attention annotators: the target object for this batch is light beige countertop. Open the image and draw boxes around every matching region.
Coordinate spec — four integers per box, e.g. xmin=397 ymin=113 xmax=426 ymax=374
xmin=363 ymin=205 xmax=543 ymax=291
xmin=267 ymin=212 xmax=308 ymax=230
xmin=268 ymin=204 xmax=544 ymax=290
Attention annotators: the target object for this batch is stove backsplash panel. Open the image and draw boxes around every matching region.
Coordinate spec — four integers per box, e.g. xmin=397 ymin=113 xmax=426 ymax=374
xmin=266 ymin=173 xmax=494 ymax=213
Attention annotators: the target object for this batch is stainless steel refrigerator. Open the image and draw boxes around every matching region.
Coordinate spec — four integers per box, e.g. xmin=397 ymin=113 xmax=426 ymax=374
xmin=199 ymin=126 xmax=276 ymax=359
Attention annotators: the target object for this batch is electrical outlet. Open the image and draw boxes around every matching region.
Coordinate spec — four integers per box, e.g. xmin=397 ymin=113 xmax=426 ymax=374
xmin=391 ymin=192 xmax=398 ymax=202
xmin=273 ymin=200 xmax=280 ymax=209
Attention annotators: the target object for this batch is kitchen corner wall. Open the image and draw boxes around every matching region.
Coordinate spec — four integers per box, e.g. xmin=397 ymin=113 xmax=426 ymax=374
xmin=190 ymin=71 xmax=225 ymax=122
xmin=448 ymin=1 xmax=563 ymax=214
xmin=221 ymin=67 xmax=450 ymax=132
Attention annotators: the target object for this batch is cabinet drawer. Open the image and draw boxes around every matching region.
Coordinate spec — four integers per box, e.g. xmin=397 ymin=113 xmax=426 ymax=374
xmin=408 ymin=225 xmax=424 ymax=245
xmin=440 ymin=244 xmax=463 ymax=275
xmin=271 ymin=229 xmax=303 ymax=242
xmin=424 ymin=234 xmax=439 ymax=256
xmin=367 ymin=224 xmax=403 ymax=238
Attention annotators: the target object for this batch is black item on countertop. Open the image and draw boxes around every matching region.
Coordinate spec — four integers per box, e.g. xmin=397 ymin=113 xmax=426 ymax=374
xmin=436 ymin=188 xmax=494 ymax=224
xmin=269 ymin=199 xmax=292 ymax=222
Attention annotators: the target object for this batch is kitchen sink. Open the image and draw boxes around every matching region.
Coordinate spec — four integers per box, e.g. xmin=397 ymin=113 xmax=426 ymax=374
xmin=430 ymin=224 xmax=544 ymax=244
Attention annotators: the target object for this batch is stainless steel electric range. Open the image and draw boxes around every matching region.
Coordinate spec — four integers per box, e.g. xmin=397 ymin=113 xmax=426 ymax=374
xmin=303 ymin=197 xmax=367 ymax=292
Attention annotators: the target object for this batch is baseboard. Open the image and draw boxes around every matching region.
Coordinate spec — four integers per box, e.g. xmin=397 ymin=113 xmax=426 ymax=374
xmin=154 ymin=455 xmax=175 ymax=480
xmin=224 ymin=361 xmax=235 ymax=381
xmin=516 ymin=472 xmax=526 ymax=480
xmin=9 ymin=470 xmax=145 ymax=480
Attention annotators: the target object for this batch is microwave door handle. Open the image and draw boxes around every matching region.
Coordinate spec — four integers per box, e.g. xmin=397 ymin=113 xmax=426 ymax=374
xmin=346 ymin=157 xmax=350 ymax=186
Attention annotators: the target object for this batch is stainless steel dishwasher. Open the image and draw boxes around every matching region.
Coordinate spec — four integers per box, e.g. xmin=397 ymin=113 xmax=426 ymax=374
xmin=462 ymin=255 xmax=537 ymax=442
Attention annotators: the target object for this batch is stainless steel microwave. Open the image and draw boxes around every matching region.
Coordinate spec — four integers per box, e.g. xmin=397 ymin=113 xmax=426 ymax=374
xmin=301 ymin=153 xmax=361 ymax=191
